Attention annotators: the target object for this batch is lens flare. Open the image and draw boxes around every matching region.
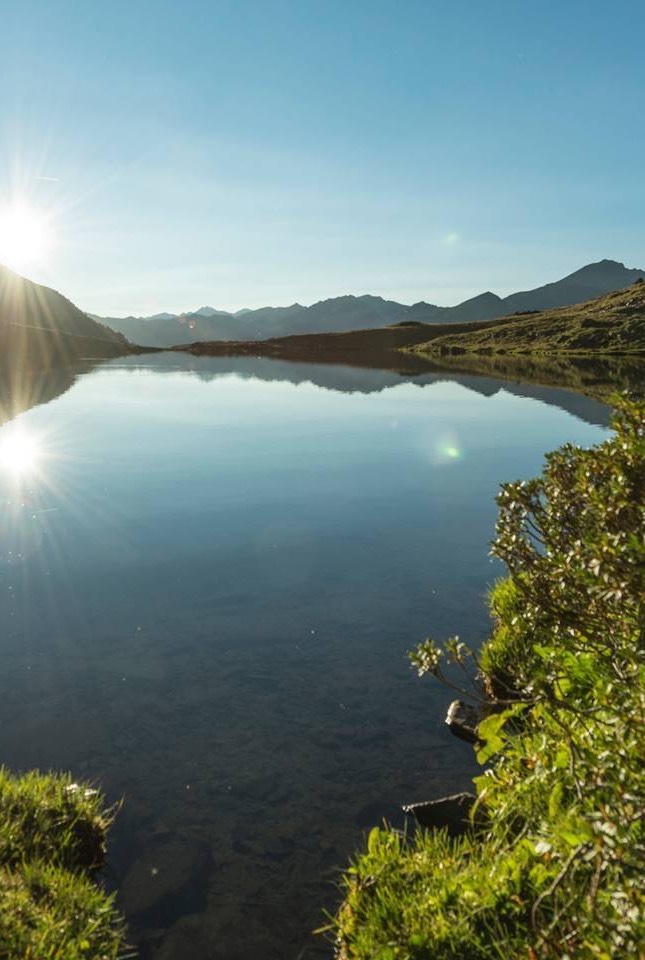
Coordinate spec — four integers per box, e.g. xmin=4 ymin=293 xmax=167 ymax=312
xmin=433 ymin=431 xmax=464 ymax=465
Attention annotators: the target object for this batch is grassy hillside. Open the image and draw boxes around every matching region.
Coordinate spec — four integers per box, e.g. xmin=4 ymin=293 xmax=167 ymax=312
xmin=412 ymin=282 xmax=645 ymax=358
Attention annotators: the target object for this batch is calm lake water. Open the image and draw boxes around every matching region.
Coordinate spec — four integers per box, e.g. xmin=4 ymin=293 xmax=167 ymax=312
xmin=0 ymin=355 xmax=611 ymax=959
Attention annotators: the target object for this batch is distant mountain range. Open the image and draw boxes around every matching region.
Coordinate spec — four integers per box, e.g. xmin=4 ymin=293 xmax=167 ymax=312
xmin=93 ymin=260 xmax=645 ymax=348
xmin=0 ymin=264 xmax=130 ymax=370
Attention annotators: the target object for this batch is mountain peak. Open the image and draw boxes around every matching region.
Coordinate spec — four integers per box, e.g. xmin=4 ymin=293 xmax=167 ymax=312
xmin=469 ymin=291 xmax=502 ymax=303
xmin=571 ymin=259 xmax=626 ymax=275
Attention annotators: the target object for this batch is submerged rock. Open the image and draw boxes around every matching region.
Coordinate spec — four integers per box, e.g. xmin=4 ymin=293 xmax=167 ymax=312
xmin=402 ymin=792 xmax=479 ymax=837
xmin=445 ymin=700 xmax=480 ymax=744
xmin=119 ymin=834 xmax=210 ymax=920
xmin=156 ymin=913 xmax=215 ymax=960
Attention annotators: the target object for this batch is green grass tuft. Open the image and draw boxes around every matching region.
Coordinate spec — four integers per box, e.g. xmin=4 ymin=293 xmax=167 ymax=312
xmin=0 ymin=768 xmax=127 ymax=958
xmin=0 ymin=767 xmax=112 ymax=872
xmin=0 ymin=861 xmax=125 ymax=960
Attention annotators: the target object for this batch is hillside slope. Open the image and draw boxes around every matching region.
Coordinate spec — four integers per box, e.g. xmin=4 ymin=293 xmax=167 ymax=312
xmin=412 ymin=282 xmax=645 ymax=358
xmin=0 ymin=265 xmax=131 ymax=369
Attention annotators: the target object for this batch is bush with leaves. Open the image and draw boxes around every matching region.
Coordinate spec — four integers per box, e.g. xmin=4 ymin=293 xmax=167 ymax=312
xmin=333 ymin=395 xmax=645 ymax=960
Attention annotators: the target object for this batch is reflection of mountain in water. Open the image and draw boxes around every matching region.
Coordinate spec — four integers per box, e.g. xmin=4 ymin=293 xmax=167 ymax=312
xmin=0 ymin=362 xmax=100 ymax=427
xmin=100 ymin=352 xmax=621 ymax=428
xmin=4 ymin=351 xmax=639 ymax=432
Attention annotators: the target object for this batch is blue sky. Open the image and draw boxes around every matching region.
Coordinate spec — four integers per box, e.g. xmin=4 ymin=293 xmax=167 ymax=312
xmin=1 ymin=0 xmax=643 ymax=315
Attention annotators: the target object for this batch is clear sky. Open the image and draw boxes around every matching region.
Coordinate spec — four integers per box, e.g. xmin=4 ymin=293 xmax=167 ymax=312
xmin=1 ymin=0 xmax=643 ymax=316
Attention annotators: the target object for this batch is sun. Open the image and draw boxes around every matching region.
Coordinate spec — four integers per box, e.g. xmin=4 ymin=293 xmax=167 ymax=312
xmin=0 ymin=201 xmax=53 ymax=272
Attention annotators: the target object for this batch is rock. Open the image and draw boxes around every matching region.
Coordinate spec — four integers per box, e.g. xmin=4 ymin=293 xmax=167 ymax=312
xmin=155 ymin=913 xmax=216 ymax=960
xmin=445 ymin=699 xmax=480 ymax=744
xmin=118 ymin=834 xmax=210 ymax=920
xmin=402 ymin=792 xmax=479 ymax=837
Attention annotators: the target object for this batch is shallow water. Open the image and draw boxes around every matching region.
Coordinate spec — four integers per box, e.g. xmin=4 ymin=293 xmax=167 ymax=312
xmin=0 ymin=355 xmax=610 ymax=959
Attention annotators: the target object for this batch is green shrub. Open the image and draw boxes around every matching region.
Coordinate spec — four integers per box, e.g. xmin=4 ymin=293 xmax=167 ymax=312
xmin=479 ymin=577 xmax=536 ymax=695
xmin=334 ymin=395 xmax=645 ymax=959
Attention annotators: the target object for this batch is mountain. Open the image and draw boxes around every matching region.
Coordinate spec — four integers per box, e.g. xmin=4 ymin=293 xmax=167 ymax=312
xmin=0 ymin=264 xmax=131 ymax=370
xmin=502 ymin=259 xmax=645 ymax=314
xmin=93 ymin=296 xmax=407 ymax=347
xmin=193 ymin=306 xmax=230 ymax=318
xmin=94 ymin=260 xmax=645 ymax=347
xmin=402 ymin=261 xmax=645 ymax=325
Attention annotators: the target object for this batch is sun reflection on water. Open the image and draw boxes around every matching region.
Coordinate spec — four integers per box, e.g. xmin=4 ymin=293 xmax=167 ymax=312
xmin=0 ymin=428 xmax=42 ymax=478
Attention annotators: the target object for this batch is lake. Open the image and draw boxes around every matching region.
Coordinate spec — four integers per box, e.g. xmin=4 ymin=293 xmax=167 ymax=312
xmin=0 ymin=354 xmax=611 ymax=959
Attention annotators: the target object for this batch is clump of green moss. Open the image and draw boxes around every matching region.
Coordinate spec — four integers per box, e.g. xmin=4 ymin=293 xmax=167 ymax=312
xmin=333 ymin=395 xmax=645 ymax=959
xmin=0 ymin=768 xmax=126 ymax=958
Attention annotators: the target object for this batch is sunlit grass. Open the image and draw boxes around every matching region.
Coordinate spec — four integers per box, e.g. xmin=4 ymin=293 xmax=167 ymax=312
xmin=0 ymin=768 xmax=127 ymax=958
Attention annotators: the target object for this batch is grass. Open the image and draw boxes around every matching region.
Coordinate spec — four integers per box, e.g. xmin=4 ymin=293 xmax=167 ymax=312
xmin=0 ymin=862 xmax=125 ymax=960
xmin=333 ymin=396 xmax=645 ymax=960
xmin=0 ymin=768 xmax=127 ymax=959
xmin=411 ymin=283 xmax=645 ymax=358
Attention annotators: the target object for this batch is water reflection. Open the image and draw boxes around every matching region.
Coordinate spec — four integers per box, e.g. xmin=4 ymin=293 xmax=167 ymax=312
xmin=0 ymin=426 xmax=44 ymax=479
xmin=0 ymin=355 xmax=626 ymax=960
xmin=0 ymin=362 xmax=95 ymax=427
xmin=94 ymin=351 xmax=624 ymax=428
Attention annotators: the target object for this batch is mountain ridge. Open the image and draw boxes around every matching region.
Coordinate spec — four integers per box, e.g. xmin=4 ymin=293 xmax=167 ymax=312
xmin=93 ymin=260 xmax=645 ymax=347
